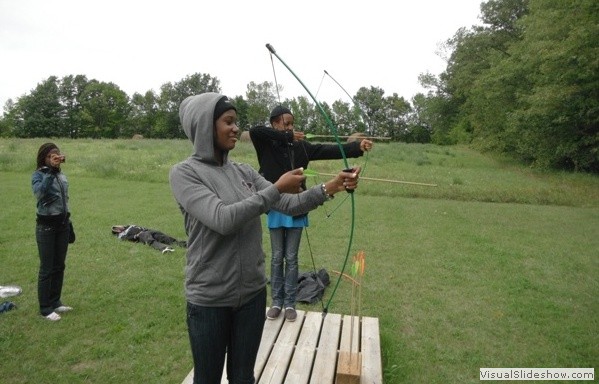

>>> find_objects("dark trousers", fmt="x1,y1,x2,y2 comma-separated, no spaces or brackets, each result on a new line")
36,222,69,316
137,230,186,252
187,288,266,384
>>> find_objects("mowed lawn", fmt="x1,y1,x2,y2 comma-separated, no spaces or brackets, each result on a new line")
0,138,597,383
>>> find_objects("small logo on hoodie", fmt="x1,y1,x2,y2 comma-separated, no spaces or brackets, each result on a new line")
242,180,254,193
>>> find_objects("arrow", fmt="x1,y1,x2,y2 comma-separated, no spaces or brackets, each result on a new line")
305,134,390,140
316,172,437,187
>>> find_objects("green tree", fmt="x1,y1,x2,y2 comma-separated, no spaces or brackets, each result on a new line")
79,81,130,138
286,96,321,135
14,76,63,138
460,0,528,148
383,93,412,141
354,86,388,138
1,99,18,137
406,93,433,143
59,74,88,138
415,73,460,144
232,96,250,131
129,90,159,138
421,0,528,145
503,0,599,170
245,81,277,127
157,73,220,138
331,100,357,136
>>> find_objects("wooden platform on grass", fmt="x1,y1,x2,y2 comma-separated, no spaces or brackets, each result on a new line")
182,309,383,384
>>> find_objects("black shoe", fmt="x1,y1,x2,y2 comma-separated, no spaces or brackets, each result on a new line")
284,307,297,322
266,306,281,320
0,301,16,314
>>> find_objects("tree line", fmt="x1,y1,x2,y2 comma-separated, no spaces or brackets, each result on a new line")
1,0,596,172
417,0,598,172
0,73,419,142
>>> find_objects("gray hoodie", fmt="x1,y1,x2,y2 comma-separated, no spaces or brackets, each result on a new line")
170,93,327,307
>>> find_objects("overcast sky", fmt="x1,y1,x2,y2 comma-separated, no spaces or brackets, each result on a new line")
0,0,483,110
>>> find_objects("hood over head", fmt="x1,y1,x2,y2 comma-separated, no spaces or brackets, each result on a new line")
179,93,236,163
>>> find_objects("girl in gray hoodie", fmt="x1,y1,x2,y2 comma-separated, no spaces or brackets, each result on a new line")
169,93,359,384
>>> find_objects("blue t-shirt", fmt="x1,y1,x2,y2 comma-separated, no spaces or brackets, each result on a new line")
267,210,308,229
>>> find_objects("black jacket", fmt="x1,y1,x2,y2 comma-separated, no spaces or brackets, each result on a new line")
249,125,364,184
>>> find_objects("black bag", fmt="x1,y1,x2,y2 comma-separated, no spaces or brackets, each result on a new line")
296,268,330,304
68,221,76,244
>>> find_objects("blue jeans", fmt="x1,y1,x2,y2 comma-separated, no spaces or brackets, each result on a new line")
35,222,69,316
269,227,302,309
187,288,266,384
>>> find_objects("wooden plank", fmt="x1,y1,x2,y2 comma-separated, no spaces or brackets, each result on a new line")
258,310,306,384
254,309,285,378
182,368,193,384
339,315,361,353
285,311,324,384
361,316,383,384
309,313,342,384
182,311,383,384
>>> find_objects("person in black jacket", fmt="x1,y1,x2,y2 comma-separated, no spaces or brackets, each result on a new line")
249,106,373,321
31,143,73,321
111,224,187,253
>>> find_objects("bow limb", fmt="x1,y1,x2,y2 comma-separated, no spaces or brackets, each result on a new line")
266,44,349,168
322,69,373,175
266,43,355,314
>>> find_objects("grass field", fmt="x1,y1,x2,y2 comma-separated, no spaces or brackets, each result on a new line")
0,138,597,383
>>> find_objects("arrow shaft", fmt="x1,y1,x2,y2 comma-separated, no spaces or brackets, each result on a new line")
307,135,390,140
318,172,437,187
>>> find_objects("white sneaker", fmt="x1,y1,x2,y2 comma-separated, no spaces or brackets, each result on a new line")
44,312,61,321
54,305,73,313
0,285,22,298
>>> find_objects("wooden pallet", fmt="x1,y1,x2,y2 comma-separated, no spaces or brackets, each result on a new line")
182,309,383,384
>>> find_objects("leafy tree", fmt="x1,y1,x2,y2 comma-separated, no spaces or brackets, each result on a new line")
59,74,88,138
232,96,250,131
419,0,528,145
157,73,220,138
129,90,159,138
331,100,356,136
286,96,321,135
354,86,388,138
1,99,18,137
383,93,412,141
503,0,599,170
244,81,277,127
406,93,433,143
480,0,528,36
14,76,63,138
459,0,528,148
79,81,130,138
415,73,460,144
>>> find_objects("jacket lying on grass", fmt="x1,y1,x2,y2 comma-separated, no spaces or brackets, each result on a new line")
111,225,187,254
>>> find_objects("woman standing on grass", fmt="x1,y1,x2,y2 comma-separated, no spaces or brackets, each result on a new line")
249,106,373,322
169,93,360,384
32,143,73,321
